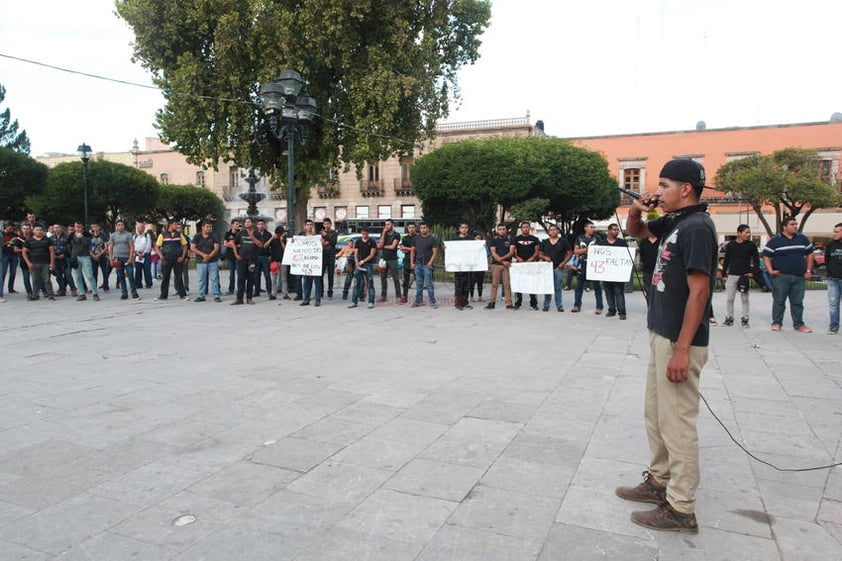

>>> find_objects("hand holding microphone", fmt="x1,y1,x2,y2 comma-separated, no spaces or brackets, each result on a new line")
616,187,660,209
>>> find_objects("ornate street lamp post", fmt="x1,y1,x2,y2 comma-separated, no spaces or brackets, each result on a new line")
77,143,92,227
259,69,317,235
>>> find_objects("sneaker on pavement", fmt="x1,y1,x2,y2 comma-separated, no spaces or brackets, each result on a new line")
771,323,782,331
485,302,495,310
723,316,734,326
615,471,666,505
630,503,698,535
828,328,838,335
93,294,100,301
571,306,581,313
795,325,812,333
740,317,749,327
367,303,374,309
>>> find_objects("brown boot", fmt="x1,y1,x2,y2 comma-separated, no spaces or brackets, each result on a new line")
56,290,66,297
615,471,666,504
630,503,698,534
71,288,78,297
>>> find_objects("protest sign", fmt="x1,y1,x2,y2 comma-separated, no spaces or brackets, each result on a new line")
510,262,554,294
586,245,636,282
444,240,488,272
286,235,323,276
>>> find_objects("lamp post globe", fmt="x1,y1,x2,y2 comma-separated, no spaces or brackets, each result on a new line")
77,143,92,228
258,69,316,236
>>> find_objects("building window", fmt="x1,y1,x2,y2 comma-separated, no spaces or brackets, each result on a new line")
401,162,411,184
622,168,641,191
378,205,391,219
356,205,369,219
335,207,347,222
819,159,833,184
367,164,380,182
313,207,327,221
401,205,416,219
159,173,169,185
229,167,239,189
195,170,205,187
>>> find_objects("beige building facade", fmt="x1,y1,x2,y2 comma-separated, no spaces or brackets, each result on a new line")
37,115,543,233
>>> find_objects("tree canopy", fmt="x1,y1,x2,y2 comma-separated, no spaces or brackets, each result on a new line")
116,0,492,227
714,148,842,236
412,136,619,235
0,147,48,219
150,183,226,223
27,160,159,227
0,84,31,155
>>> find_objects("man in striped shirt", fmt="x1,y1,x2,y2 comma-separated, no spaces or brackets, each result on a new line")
761,217,814,332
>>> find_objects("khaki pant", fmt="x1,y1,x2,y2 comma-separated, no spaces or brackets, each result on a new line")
645,332,707,515
489,263,512,305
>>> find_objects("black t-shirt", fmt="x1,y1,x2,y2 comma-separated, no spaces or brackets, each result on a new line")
269,237,285,262
223,230,238,260
540,237,571,267
723,240,759,276
648,211,718,347
514,234,540,261
3,231,18,257
574,234,601,263
380,231,401,260
489,236,513,263
25,236,53,264
321,230,338,258
638,237,659,274
826,239,842,279
355,237,378,264
400,234,416,262
596,237,629,248
235,229,259,260
254,229,272,256
192,233,220,262
413,234,439,264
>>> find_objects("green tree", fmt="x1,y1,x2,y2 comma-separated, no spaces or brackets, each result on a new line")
0,147,48,219
714,148,842,236
0,84,30,155
28,160,159,227
116,0,492,227
412,137,618,236
150,183,226,223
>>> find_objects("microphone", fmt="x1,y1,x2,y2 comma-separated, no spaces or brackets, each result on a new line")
616,187,660,207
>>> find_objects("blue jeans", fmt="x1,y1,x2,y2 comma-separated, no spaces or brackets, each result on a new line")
543,267,564,310
0,255,7,297
303,274,324,303
2,254,19,293
197,260,221,299
827,278,842,331
414,264,436,304
573,273,603,310
352,264,375,305
72,256,98,296
771,273,806,327
254,255,271,294
113,257,138,297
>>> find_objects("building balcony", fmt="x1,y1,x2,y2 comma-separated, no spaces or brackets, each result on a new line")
360,179,384,197
394,178,414,197
317,182,341,199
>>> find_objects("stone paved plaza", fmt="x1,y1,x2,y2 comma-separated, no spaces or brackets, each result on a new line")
0,281,840,560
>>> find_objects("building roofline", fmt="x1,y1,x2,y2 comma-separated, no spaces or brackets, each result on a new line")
564,120,842,141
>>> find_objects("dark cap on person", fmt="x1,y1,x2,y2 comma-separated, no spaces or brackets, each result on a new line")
274,225,285,235
659,159,708,193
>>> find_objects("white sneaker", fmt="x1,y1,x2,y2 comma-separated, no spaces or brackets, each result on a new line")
0,297,5,303
367,303,374,309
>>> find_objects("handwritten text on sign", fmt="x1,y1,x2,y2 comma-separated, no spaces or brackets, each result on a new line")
285,235,323,276
510,262,554,294
586,245,636,282
444,240,488,272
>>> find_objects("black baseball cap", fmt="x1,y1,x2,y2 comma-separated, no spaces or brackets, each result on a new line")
659,159,709,193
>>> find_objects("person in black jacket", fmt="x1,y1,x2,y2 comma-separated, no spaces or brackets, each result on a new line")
722,224,760,327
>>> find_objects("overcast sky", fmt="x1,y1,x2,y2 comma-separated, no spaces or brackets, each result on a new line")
2,0,841,156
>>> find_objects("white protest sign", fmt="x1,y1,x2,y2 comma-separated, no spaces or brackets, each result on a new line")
444,240,488,272
586,245,636,282
510,262,554,294
288,235,323,276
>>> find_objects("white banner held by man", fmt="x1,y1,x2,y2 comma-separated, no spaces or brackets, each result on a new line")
510,262,554,294
444,240,488,272
284,235,323,276
586,245,636,282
